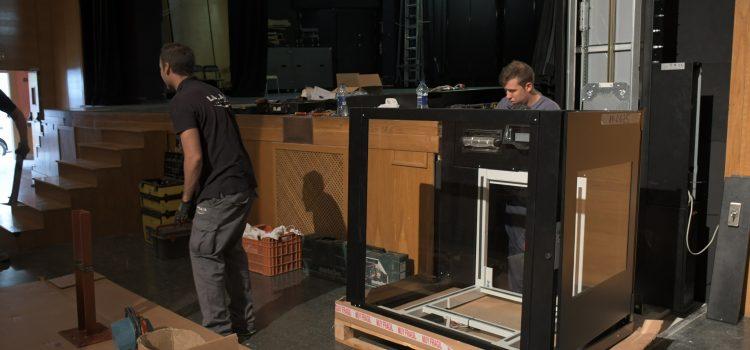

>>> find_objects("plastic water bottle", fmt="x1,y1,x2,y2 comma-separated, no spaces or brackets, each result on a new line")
416,80,429,109
336,84,349,117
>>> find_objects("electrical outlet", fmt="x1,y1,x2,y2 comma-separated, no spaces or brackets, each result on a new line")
728,202,742,227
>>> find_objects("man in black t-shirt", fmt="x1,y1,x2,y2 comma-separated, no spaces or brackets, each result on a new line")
159,43,258,342
0,89,30,263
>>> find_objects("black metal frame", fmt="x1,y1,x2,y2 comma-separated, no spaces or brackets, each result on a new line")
346,107,564,349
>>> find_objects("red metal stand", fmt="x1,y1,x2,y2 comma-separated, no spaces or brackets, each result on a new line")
59,210,112,347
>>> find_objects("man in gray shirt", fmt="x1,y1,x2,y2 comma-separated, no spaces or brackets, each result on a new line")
495,60,559,293
496,60,560,111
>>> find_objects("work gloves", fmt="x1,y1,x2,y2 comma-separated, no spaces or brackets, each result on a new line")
175,199,195,224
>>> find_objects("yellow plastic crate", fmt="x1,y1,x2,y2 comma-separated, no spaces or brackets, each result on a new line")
141,194,181,213
142,211,176,227
139,179,183,198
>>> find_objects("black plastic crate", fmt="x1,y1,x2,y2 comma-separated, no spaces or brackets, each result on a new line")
303,235,347,274
151,225,191,260
164,152,184,181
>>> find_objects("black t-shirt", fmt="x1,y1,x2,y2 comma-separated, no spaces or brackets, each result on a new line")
169,78,257,202
0,90,18,114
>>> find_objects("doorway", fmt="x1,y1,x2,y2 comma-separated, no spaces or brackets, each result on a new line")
0,72,14,156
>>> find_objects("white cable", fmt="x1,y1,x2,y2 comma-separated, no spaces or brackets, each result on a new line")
685,190,720,255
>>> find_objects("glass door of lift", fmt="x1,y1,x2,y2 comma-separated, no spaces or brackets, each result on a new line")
394,169,528,349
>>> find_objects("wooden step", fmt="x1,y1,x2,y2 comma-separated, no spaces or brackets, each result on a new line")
0,205,44,236
76,126,165,148
58,158,121,170
78,142,143,164
33,176,96,206
57,159,121,185
78,142,143,152
19,193,70,212
34,176,96,191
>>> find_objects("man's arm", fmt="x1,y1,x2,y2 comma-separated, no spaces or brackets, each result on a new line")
9,108,29,154
179,128,202,203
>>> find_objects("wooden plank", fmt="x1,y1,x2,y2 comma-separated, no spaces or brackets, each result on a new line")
724,0,750,316
335,319,410,350
334,300,482,350
726,0,750,177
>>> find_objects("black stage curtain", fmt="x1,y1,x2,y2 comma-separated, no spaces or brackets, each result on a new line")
228,0,268,96
80,0,163,105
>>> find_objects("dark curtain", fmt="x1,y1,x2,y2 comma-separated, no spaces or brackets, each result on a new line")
228,0,268,96
80,0,163,105
530,0,559,100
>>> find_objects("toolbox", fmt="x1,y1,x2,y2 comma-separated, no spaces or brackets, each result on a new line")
141,208,176,244
151,224,191,260
303,235,410,287
303,235,348,282
365,249,409,288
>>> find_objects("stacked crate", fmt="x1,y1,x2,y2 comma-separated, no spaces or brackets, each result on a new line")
242,225,303,276
139,179,183,244
303,235,410,287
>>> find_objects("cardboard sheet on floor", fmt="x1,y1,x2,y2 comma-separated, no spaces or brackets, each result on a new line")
48,271,106,289
450,295,522,331
612,319,666,349
0,279,248,349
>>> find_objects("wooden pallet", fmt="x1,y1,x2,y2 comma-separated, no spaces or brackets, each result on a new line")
334,300,482,350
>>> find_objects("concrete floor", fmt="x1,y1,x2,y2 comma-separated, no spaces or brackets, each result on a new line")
648,305,750,349
0,154,748,349
0,234,351,349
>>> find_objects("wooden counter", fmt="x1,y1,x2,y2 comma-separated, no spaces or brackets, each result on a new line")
64,111,439,274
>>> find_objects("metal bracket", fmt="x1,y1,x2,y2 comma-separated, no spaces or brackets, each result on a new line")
729,202,742,227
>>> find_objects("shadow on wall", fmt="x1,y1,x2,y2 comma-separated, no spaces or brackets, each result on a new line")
302,170,346,239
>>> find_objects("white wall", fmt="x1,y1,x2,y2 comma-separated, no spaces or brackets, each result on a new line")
0,72,15,153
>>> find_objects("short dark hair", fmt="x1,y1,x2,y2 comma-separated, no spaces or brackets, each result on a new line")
499,60,535,86
160,43,194,76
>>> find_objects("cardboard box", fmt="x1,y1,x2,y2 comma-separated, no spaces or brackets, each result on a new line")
137,328,238,350
336,73,383,94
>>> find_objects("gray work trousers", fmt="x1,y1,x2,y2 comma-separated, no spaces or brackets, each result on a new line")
190,190,255,335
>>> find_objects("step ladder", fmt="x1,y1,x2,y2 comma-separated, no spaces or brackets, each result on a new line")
398,0,424,87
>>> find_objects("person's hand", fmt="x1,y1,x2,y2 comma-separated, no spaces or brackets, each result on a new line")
175,199,194,224
15,142,30,159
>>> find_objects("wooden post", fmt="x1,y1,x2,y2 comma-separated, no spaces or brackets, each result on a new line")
59,210,111,347
706,0,750,324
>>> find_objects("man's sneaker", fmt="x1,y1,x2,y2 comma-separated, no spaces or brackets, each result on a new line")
236,329,257,346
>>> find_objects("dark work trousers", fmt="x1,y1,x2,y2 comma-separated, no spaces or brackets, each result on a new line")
190,190,255,335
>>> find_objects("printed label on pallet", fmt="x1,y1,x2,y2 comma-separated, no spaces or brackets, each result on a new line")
336,304,455,350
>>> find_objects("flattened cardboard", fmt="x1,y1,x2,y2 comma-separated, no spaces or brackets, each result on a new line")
137,328,206,350
0,279,248,349
335,73,383,94
612,319,664,350
48,272,106,289
137,328,238,350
